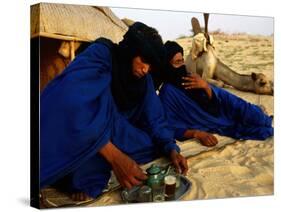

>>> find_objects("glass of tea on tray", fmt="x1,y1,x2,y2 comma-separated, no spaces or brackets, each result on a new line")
164,175,176,200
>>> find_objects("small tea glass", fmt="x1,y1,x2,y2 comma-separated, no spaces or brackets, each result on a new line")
152,183,165,202
138,185,152,202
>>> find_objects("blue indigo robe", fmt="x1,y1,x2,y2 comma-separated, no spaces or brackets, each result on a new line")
40,42,179,197
159,83,273,141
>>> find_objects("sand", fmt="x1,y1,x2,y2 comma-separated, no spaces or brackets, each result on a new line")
183,139,274,201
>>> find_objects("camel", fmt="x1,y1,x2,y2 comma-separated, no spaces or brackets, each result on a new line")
185,14,273,95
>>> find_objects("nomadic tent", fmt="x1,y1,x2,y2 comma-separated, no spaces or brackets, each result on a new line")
31,3,128,91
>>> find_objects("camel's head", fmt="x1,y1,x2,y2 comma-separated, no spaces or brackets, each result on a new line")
191,33,214,60
251,73,274,95
190,14,215,60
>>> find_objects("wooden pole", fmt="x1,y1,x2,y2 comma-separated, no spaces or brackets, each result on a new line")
70,40,75,61
204,13,209,34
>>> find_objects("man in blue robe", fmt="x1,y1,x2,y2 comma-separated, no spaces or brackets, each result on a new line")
152,41,273,147
40,23,188,201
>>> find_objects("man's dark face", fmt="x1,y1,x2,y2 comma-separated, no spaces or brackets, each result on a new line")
170,52,184,68
132,56,151,78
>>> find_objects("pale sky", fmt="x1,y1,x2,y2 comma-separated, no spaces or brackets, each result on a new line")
111,7,274,41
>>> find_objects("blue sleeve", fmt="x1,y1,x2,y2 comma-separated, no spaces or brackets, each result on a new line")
141,75,180,156
40,42,115,186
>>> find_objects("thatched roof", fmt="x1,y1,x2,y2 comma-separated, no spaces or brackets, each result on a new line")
121,18,135,27
31,3,128,42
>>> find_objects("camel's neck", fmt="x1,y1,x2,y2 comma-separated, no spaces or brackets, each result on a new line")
215,61,255,91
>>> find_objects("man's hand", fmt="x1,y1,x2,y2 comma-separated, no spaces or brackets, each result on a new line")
99,142,147,189
170,150,188,175
182,73,212,99
194,130,218,147
182,73,208,89
111,152,147,189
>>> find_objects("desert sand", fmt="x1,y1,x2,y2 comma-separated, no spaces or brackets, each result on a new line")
182,138,273,201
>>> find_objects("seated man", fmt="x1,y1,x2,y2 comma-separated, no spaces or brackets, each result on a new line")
152,41,273,147
40,23,188,201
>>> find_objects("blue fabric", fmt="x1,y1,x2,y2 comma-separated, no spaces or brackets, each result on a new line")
40,42,179,197
159,83,273,141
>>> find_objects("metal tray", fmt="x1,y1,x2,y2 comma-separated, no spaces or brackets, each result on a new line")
120,175,192,203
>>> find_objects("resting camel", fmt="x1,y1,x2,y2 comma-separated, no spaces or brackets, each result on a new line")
185,14,273,95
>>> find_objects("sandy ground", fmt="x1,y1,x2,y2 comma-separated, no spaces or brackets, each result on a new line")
183,139,273,201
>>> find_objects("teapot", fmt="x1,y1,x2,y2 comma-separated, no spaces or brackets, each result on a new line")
145,164,170,188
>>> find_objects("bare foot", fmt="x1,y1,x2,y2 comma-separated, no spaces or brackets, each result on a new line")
71,192,92,202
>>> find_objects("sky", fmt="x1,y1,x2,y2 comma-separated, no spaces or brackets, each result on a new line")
111,7,274,41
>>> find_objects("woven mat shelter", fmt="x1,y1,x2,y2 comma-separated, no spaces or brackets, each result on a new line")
31,3,128,42
31,3,128,91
